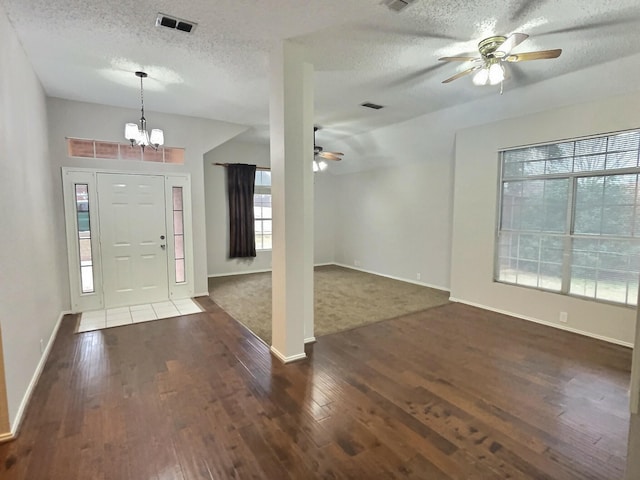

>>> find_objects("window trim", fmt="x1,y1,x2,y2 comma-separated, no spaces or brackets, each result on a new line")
495,128,640,307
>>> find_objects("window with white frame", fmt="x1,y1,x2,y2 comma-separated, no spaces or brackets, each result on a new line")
496,129,640,306
74,184,95,293
254,170,272,250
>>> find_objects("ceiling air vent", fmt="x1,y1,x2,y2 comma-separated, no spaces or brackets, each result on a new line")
361,102,385,110
381,0,417,13
156,13,197,33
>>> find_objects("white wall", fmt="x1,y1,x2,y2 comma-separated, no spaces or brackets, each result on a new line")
0,6,67,431
47,97,248,298
451,90,640,346
313,172,336,264
334,161,452,290
204,139,336,276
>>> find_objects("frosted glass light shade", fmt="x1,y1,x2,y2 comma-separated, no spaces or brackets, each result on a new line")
150,129,164,147
125,123,139,141
312,160,319,172
473,68,489,86
319,161,328,171
488,63,505,85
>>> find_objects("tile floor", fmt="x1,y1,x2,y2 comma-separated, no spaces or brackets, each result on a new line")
77,298,202,333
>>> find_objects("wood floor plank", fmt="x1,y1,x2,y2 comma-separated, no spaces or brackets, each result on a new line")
0,300,631,479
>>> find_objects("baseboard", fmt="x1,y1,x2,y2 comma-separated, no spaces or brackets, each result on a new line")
270,346,307,363
208,263,334,279
208,268,271,278
9,310,68,438
304,336,317,344
449,297,634,348
333,263,450,292
0,431,14,443
193,291,209,298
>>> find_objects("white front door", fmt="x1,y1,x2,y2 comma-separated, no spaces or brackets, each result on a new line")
97,173,169,307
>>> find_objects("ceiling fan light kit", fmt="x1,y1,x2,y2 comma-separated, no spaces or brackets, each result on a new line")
472,67,489,86
313,160,328,172
124,71,164,150
439,32,562,90
313,126,343,171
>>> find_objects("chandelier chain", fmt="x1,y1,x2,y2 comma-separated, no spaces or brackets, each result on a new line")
139,75,145,118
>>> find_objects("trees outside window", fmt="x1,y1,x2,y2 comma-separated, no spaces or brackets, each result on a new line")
496,130,640,306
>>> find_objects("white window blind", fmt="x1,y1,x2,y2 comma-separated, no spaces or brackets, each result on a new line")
496,129,640,306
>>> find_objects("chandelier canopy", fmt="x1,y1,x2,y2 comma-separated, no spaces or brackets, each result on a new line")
124,71,164,150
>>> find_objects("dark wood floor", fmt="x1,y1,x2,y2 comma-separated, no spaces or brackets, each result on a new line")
0,298,632,479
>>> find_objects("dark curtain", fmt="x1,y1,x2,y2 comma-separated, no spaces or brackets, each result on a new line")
227,163,257,258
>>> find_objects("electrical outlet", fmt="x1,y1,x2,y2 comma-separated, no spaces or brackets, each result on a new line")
416,273,421,281
559,312,568,323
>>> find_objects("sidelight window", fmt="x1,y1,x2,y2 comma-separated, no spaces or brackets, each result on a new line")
75,184,94,293
172,187,186,283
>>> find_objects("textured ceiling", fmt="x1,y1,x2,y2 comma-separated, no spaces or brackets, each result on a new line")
2,0,640,145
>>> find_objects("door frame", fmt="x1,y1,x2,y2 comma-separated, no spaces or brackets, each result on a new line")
62,167,195,313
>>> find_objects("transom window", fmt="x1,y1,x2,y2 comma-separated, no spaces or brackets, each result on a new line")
254,171,272,251
496,129,640,306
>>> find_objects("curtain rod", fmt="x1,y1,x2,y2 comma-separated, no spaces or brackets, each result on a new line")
213,162,270,171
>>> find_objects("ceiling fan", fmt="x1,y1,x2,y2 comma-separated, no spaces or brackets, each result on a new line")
438,33,562,87
313,127,343,171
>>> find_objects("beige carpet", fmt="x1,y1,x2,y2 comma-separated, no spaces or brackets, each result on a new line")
209,265,450,344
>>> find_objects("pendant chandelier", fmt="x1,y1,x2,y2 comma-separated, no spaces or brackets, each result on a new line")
124,71,164,150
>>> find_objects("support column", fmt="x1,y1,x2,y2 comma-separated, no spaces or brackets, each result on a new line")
625,303,640,479
626,414,640,479
269,40,314,362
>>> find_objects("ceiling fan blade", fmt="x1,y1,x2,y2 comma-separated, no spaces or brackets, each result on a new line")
387,63,447,88
495,33,529,56
438,56,481,62
317,152,342,161
539,14,640,37
505,49,562,62
367,25,466,42
508,0,548,22
442,65,481,84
